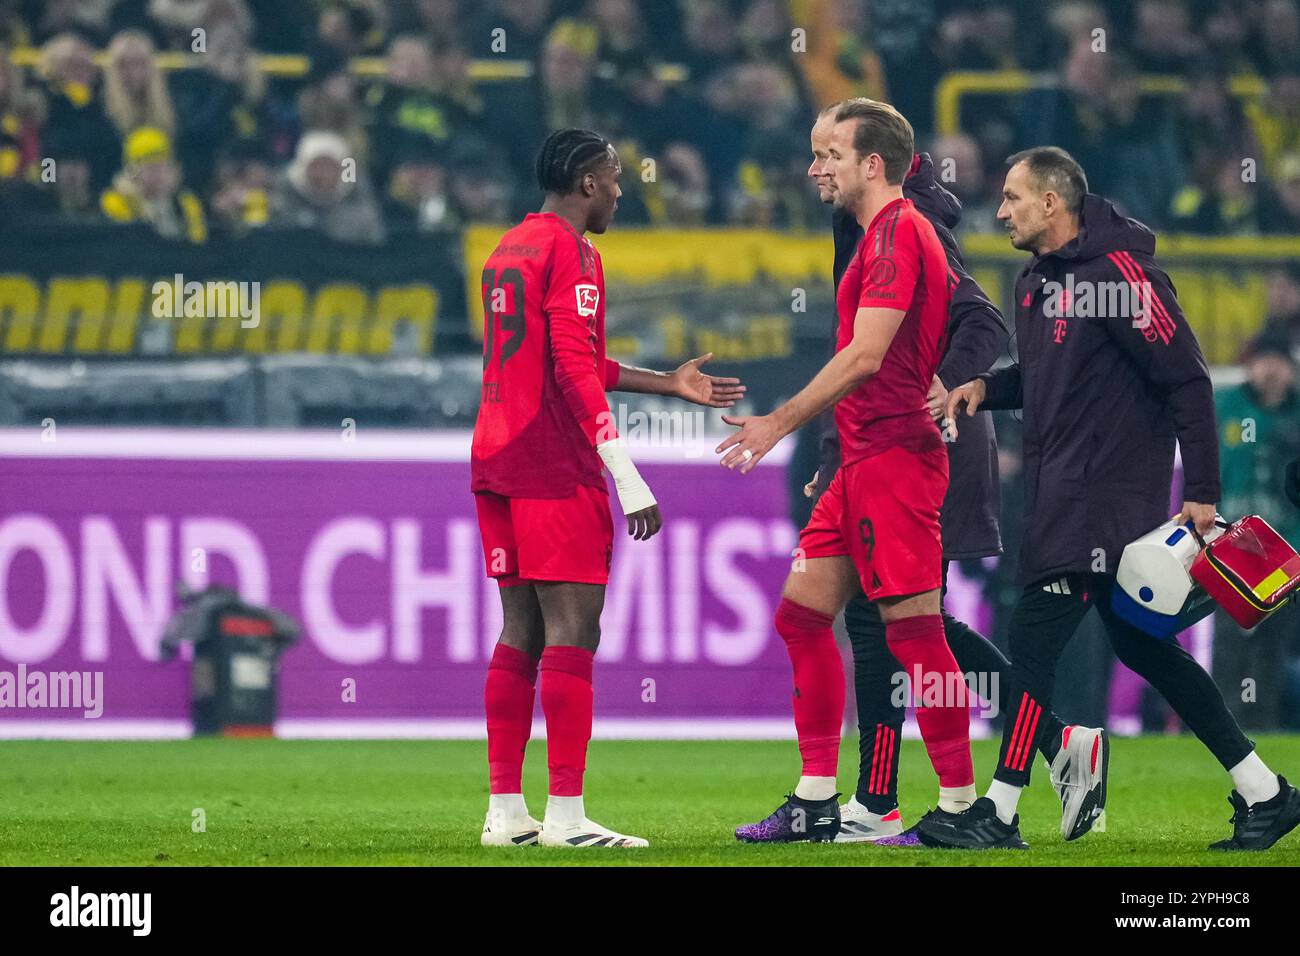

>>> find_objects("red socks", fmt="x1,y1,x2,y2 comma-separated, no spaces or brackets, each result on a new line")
885,614,974,788
539,645,595,797
486,644,597,798
485,643,538,794
774,598,844,778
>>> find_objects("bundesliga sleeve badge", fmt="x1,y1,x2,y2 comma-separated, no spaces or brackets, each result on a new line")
575,284,600,317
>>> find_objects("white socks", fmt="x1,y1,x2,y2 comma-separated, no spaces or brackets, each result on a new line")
1229,752,1280,806
544,794,586,825
938,784,978,814
488,793,528,817
986,779,1023,825
794,775,837,801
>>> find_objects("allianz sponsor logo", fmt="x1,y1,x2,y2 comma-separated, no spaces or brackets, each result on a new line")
0,664,103,718
50,886,151,936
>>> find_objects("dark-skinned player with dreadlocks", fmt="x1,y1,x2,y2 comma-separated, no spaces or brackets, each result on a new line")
474,129,746,849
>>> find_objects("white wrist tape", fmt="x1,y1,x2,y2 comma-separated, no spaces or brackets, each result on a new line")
596,438,656,515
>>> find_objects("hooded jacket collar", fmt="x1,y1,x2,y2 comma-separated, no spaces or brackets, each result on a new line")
903,152,963,231
1032,193,1156,267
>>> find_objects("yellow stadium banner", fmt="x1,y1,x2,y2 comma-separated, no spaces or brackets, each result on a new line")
0,226,464,357
468,226,1299,367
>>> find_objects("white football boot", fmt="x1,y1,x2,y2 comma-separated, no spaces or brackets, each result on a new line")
539,795,648,848
834,797,905,843
480,797,542,847
1049,725,1109,841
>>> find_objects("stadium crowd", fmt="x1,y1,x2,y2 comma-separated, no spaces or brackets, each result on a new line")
0,0,1297,244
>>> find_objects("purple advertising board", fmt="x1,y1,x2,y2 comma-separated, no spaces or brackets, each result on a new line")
0,428,1210,738
0,428,813,737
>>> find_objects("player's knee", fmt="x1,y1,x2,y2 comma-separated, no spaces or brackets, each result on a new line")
497,631,543,661
500,611,544,649
882,612,942,649
781,555,856,610
878,589,942,622
774,597,834,645
543,618,600,652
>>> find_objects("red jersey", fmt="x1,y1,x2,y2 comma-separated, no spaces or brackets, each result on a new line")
471,212,621,498
834,197,952,466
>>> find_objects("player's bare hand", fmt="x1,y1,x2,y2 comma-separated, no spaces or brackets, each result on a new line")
926,375,949,422
942,379,987,441
627,503,662,540
716,414,781,474
670,352,746,408
1175,500,1217,539
803,470,819,498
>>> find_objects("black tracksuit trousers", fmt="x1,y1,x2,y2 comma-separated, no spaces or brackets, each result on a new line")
990,572,1254,787
846,562,1067,811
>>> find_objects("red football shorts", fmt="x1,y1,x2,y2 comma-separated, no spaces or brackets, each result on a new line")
474,484,614,586
799,445,948,599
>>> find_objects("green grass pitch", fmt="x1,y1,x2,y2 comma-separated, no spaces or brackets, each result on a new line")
2,736,1299,866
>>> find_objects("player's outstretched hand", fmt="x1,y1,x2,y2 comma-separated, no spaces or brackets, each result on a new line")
716,413,780,474
627,503,662,540
941,379,987,441
670,352,746,408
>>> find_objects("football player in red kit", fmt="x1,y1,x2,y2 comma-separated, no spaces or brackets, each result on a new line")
719,100,976,842
475,128,745,849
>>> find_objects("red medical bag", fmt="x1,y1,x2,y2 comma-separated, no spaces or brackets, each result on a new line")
1190,516,1300,629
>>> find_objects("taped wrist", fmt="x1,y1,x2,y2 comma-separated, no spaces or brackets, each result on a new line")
596,439,656,515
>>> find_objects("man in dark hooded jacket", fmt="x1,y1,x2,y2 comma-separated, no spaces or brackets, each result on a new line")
806,104,1099,845
929,146,1300,852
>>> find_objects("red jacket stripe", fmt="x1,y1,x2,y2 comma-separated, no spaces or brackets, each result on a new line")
1108,251,1175,343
